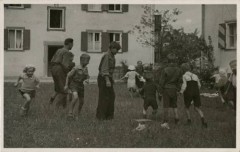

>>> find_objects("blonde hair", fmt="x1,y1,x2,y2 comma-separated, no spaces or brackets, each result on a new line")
23,64,36,73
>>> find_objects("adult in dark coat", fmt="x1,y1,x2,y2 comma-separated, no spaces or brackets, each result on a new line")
96,41,121,120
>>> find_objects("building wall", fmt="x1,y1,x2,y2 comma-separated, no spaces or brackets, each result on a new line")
203,5,236,72
4,4,154,78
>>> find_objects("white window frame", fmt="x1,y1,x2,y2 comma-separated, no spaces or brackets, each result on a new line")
109,32,122,52
108,4,122,13
47,7,65,31
87,31,102,53
7,4,24,9
7,28,24,51
87,4,102,12
226,21,237,49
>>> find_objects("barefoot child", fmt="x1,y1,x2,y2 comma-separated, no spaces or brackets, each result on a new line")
14,65,40,116
139,71,159,119
180,63,207,128
64,54,90,119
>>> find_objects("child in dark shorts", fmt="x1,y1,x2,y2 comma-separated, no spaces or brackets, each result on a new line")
14,65,40,116
140,71,159,118
180,63,207,128
64,54,90,120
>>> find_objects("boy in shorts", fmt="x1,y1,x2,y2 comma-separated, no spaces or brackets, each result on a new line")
64,54,90,120
180,63,207,128
140,71,159,119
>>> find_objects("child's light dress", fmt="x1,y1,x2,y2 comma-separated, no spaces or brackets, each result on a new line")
124,71,140,89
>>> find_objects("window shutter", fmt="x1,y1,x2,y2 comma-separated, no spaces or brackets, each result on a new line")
81,32,88,52
4,29,8,50
102,32,109,52
4,4,9,8
24,4,31,8
101,4,109,11
23,29,30,50
218,23,226,49
122,4,129,12
82,4,88,11
122,33,128,52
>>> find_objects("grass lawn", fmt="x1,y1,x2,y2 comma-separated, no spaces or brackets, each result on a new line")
4,82,236,148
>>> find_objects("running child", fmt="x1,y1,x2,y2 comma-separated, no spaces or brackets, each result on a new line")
64,54,90,120
139,71,159,119
180,63,207,128
14,65,40,116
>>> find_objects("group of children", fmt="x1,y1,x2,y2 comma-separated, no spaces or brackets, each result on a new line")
14,53,236,130
15,54,91,119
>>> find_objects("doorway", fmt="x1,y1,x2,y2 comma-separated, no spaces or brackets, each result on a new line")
44,41,64,77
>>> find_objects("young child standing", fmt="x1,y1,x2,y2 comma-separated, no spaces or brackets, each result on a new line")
159,53,182,129
14,65,40,116
64,54,90,120
140,71,159,119
180,63,207,128
120,65,141,97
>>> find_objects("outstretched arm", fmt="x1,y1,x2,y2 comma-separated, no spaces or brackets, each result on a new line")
14,75,23,87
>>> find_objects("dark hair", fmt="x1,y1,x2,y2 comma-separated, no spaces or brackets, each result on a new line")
64,38,73,45
181,63,191,72
80,53,90,61
109,41,121,50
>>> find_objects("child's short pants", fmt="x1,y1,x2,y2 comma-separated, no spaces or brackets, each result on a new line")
69,82,84,98
144,97,158,110
19,89,36,98
183,92,201,108
162,88,177,108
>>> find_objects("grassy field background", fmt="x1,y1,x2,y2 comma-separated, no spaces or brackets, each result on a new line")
4,82,236,148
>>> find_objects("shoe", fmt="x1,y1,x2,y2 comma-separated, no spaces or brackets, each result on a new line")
202,122,208,128
175,119,179,125
49,97,54,105
67,113,74,120
161,122,170,129
20,107,27,116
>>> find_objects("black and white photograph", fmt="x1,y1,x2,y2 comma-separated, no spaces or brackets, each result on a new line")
1,0,238,150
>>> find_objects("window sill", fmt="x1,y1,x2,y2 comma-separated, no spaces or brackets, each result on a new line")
47,28,66,32
5,49,24,51
87,50,102,53
107,10,123,13
224,47,236,50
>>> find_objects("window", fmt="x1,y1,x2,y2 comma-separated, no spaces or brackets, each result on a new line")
88,4,102,12
226,22,237,49
109,32,122,52
108,4,122,12
7,29,24,50
87,32,102,52
47,7,65,31
8,4,24,8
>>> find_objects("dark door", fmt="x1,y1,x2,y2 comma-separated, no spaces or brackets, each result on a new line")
48,45,63,76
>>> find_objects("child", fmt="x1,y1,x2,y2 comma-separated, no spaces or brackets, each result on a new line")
14,65,40,116
180,63,207,128
211,68,228,104
224,59,236,111
120,65,142,97
136,60,144,76
64,54,90,120
140,71,159,119
159,53,182,129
